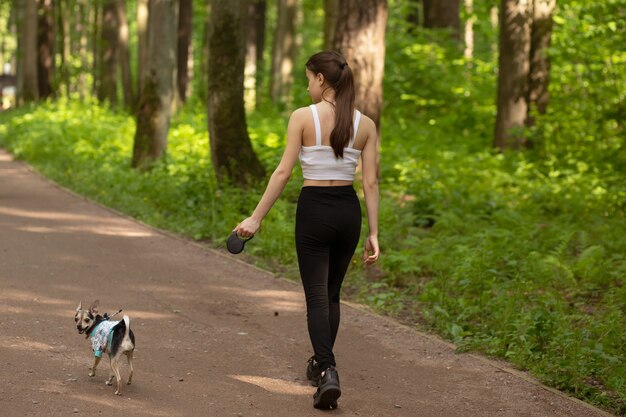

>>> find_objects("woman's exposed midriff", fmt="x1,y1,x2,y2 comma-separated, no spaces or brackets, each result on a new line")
303,179,354,187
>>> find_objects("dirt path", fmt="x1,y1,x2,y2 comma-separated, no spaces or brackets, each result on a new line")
0,149,613,417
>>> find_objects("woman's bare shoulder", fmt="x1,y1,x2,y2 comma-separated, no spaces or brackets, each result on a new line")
286,107,313,135
357,112,377,135
292,106,312,117
287,106,310,125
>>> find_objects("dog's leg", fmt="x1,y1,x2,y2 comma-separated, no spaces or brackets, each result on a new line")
89,356,101,377
126,351,134,385
105,372,114,386
111,355,123,395
106,356,115,386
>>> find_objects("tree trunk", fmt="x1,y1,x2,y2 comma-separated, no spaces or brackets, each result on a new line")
197,0,210,104
0,6,5,72
463,0,475,59
527,0,555,123
76,0,89,98
245,0,265,110
20,0,39,103
423,0,460,38
36,0,54,99
98,0,118,104
254,0,266,108
254,1,266,66
324,0,338,49
333,0,387,129
62,0,71,94
270,0,298,104
132,0,178,169
490,5,499,56
92,0,100,95
15,0,24,106
54,0,64,95
494,0,531,150
208,0,265,186
116,0,133,108
137,0,149,99
4,3,18,76
177,0,192,103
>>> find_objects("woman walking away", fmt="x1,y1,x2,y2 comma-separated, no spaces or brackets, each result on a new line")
235,50,380,410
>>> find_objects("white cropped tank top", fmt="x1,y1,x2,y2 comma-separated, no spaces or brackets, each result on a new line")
299,104,362,181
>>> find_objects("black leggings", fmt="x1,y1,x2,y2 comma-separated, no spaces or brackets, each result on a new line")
295,186,361,371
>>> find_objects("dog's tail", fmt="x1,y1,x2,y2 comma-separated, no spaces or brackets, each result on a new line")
123,315,130,337
121,315,134,351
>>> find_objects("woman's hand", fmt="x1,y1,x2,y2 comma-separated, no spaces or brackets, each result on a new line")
234,217,261,238
363,235,379,265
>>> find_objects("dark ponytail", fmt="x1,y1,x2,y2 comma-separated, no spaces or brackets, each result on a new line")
305,51,355,158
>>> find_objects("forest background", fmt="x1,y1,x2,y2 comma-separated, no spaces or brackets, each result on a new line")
0,0,624,414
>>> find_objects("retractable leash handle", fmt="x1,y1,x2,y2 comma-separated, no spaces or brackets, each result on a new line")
226,231,253,254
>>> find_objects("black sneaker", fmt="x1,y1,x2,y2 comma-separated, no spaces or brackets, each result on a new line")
313,367,341,409
306,356,321,387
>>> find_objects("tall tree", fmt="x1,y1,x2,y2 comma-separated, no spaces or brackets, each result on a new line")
2,3,18,76
37,0,54,99
270,0,298,103
423,0,461,38
490,5,499,55
15,0,24,105
92,0,101,95
464,0,475,59
177,0,192,103
208,0,265,186
527,0,556,123
494,0,531,150
197,0,211,104
494,0,555,150
76,0,89,98
254,1,266,65
97,0,118,104
60,0,72,96
333,0,388,129
254,0,266,108
245,0,265,109
137,0,149,98
324,0,338,49
116,0,133,108
0,6,5,72
132,0,178,168
20,0,38,103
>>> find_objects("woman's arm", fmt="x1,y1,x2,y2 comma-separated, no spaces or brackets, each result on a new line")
360,117,380,265
234,108,306,237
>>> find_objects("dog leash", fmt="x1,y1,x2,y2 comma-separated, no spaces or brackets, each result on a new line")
103,309,123,321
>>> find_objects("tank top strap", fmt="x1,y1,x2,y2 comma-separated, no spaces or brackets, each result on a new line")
349,110,362,148
309,104,322,146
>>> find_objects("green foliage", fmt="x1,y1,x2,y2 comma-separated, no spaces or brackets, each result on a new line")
531,0,626,171
1,0,625,414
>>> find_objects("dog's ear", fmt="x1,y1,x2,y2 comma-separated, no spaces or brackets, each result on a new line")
89,299,99,314
76,302,82,312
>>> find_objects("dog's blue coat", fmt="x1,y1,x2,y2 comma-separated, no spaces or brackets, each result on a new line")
90,320,119,357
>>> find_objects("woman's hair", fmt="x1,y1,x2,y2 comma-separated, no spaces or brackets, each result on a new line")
305,50,355,158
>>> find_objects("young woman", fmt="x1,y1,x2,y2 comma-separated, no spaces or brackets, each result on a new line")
235,50,379,409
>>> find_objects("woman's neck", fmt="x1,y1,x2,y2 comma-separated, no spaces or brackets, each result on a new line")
319,98,336,108
321,89,336,104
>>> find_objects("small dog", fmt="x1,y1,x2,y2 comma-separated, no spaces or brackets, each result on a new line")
74,300,135,395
